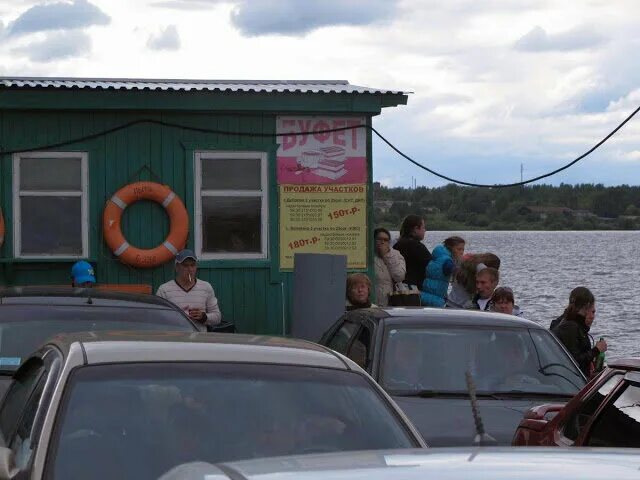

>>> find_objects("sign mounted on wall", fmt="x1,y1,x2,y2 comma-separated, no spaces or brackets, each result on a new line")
279,184,367,270
277,116,369,271
276,116,367,185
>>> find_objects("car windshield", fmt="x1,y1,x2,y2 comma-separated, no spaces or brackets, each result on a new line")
0,306,194,371
49,363,417,480
381,326,585,396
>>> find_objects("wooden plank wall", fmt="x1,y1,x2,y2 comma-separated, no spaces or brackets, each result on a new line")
0,110,291,335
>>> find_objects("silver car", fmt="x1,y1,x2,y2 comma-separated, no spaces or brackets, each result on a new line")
160,447,640,480
0,331,425,480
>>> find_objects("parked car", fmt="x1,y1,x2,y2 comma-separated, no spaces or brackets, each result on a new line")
0,331,424,480
320,307,587,446
159,447,640,480
0,287,198,397
513,358,640,447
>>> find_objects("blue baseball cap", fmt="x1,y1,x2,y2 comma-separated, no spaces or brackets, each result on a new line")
71,260,96,284
175,249,197,264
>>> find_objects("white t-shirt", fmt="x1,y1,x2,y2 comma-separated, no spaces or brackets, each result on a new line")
156,279,222,331
477,297,490,311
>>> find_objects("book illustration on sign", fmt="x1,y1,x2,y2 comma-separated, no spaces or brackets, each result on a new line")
295,146,347,179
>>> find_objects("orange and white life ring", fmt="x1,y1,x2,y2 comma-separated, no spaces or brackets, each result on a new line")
0,207,4,248
103,181,188,268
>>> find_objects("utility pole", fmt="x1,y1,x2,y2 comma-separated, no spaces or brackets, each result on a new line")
520,163,524,183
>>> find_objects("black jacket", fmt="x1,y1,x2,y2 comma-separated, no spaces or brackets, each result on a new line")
393,237,432,290
551,314,598,376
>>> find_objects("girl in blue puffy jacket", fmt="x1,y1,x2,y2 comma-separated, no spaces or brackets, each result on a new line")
421,236,465,307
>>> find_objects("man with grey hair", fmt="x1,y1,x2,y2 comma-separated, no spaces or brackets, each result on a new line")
156,249,222,331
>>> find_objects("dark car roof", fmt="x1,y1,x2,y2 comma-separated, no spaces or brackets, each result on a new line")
344,307,544,329
0,286,180,310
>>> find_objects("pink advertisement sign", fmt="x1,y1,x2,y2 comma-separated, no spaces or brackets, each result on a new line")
277,116,367,184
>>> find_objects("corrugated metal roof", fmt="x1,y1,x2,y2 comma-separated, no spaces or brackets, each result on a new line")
0,77,408,95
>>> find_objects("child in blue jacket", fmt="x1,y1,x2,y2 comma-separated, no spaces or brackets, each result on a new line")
421,236,465,307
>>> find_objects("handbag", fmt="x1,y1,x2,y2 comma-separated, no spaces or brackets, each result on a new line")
388,283,421,307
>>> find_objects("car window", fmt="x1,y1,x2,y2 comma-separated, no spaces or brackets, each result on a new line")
10,373,46,469
381,327,585,395
0,306,194,372
327,321,359,353
47,362,417,480
347,326,372,370
562,374,623,441
586,382,640,448
0,358,45,445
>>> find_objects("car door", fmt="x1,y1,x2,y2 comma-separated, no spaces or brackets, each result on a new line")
325,319,374,372
581,372,640,448
556,372,623,446
0,348,62,477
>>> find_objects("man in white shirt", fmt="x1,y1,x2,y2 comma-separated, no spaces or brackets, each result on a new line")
472,267,499,311
156,249,222,331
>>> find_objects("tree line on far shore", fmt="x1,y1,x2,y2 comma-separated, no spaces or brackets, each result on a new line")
373,183,640,231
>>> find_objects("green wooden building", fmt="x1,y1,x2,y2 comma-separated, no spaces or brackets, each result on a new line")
0,77,408,334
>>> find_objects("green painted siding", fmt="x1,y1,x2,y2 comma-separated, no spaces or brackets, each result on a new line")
0,108,378,335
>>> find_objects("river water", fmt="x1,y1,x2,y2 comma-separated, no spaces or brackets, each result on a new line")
391,231,640,360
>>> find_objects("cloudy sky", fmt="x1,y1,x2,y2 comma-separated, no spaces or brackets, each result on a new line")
0,0,639,187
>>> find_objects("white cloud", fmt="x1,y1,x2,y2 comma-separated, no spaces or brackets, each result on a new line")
514,25,605,52
147,25,180,50
13,30,91,62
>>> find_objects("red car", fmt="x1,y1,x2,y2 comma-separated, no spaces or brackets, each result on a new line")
512,358,640,447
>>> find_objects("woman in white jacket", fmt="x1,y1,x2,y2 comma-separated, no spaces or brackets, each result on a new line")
374,228,406,306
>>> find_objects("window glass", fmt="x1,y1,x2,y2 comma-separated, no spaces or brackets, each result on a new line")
49,363,417,479
201,158,261,190
20,197,82,255
563,374,622,441
586,383,640,447
202,197,261,253
348,326,372,369
11,374,47,468
20,157,81,191
0,359,45,443
381,327,585,395
327,321,360,353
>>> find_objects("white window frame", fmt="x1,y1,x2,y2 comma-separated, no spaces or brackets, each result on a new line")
12,152,89,259
194,151,268,260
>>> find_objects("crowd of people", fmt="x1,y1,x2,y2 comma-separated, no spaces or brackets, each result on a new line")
348,214,609,378
68,215,608,380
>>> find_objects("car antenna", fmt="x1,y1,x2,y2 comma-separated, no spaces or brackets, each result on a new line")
465,370,497,446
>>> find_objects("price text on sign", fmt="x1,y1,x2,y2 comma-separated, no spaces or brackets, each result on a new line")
279,184,367,270
328,207,360,220
288,237,320,250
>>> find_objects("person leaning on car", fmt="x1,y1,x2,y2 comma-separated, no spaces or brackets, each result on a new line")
156,249,222,331
551,286,607,377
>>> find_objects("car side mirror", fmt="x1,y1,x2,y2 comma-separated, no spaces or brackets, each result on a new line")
0,446,18,480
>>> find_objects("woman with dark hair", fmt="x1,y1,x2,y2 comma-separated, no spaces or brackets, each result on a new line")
445,253,500,309
551,287,607,377
393,215,431,290
373,227,406,306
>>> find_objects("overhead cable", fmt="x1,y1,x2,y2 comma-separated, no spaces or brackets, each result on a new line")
1,104,638,188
